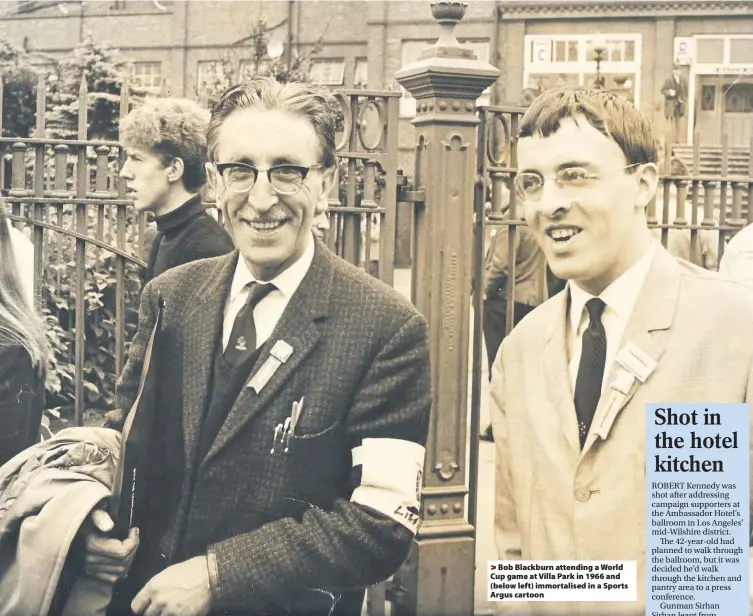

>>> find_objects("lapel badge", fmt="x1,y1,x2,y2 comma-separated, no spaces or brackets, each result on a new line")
595,390,624,440
610,368,635,396
249,357,279,393
616,342,656,383
270,340,293,363
248,340,293,393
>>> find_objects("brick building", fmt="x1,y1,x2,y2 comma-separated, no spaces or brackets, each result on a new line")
3,0,752,168
498,0,753,149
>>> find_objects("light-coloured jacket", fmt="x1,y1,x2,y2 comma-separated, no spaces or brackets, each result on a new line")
0,427,121,616
491,247,753,615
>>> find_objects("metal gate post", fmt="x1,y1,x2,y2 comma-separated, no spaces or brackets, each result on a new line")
394,3,499,615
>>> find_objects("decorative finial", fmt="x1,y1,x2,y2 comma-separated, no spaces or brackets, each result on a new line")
421,2,473,61
430,2,467,49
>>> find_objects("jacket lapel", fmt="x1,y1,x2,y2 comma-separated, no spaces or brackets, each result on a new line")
200,242,334,469
181,251,238,473
587,247,679,447
542,286,581,456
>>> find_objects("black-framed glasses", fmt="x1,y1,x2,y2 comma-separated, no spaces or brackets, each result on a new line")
214,162,323,196
514,163,642,201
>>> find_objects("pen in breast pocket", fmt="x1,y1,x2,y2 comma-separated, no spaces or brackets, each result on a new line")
290,396,305,435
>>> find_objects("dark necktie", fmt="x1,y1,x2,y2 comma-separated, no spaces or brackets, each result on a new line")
224,282,276,366
573,297,607,449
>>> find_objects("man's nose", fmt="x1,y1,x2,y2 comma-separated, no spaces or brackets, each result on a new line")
534,180,572,218
246,173,278,213
119,160,132,180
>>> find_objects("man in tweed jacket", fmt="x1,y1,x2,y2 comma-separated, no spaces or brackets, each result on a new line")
84,77,431,616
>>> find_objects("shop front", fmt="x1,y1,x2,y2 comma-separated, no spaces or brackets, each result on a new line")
685,35,753,146
522,33,642,105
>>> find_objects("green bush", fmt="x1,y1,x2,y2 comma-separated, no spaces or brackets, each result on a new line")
34,206,145,417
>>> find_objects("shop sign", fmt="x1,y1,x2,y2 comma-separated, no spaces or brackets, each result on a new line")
674,37,694,66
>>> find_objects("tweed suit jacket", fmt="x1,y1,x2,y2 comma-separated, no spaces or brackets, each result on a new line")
490,246,753,616
112,240,431,614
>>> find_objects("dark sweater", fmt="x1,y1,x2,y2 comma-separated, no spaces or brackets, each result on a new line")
0,343,44,466
145,195,234,282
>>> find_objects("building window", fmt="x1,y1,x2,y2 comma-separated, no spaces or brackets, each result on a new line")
730,38,753,64
354,58,368,88
725,84,753,114
132,62,162,92
524,34,642,106
551,40,579,63
197,60,228,92
399,39,491,116
238,59,270,82
585,38,635,63
399,40,430,117
309,59,345,86
696,38,724,64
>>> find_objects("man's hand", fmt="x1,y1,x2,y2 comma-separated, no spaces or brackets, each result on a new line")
82,508,139,584
131,556,213,616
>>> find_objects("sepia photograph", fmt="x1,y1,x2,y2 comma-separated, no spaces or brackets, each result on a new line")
0,0,751,615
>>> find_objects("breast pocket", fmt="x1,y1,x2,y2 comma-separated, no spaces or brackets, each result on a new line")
270,419,345,516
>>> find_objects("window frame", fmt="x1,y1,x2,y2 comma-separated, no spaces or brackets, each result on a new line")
523,33,643,107
132,61,163,93
309,58,346,86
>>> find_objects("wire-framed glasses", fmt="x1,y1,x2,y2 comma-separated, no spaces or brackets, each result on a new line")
214,162,323,196
514,163,642,201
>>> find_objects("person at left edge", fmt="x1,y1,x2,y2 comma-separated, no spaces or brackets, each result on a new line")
0,201,47,465
119,97,234,283
85,77,431,616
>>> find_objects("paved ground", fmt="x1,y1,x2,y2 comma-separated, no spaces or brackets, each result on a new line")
391,268,497,615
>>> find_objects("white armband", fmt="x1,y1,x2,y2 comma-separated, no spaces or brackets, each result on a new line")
350,438,426,533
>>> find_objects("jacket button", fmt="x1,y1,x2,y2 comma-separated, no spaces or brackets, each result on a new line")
574,487,591,502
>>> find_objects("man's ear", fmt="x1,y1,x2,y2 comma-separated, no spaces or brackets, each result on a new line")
166,157,185,184
635,162,659,210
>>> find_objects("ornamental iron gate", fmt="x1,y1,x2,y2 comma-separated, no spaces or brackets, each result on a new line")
3,75,401,428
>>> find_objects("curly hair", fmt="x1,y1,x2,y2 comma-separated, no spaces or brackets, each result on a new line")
119,98,211,192
519,87,657,167
206,77,339,169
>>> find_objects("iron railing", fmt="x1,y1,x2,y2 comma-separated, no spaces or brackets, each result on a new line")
4,73,402,426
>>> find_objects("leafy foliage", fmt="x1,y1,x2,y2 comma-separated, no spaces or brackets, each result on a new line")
0,40,44,139
0,22,376,424
45,35,144,140
40,207,144,415
196,19,322,108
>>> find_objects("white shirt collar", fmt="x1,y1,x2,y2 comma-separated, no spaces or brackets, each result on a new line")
229,232,316,303
569,242,657,336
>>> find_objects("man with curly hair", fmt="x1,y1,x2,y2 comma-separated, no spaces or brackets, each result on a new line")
119,98,234,282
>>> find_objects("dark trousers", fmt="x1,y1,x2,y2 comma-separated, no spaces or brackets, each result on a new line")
483,298,536,381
